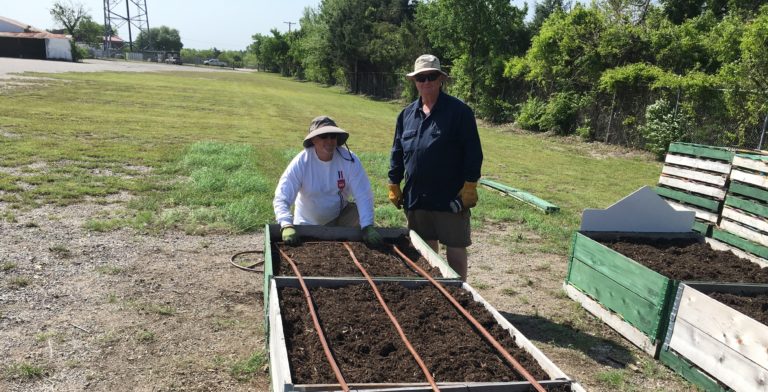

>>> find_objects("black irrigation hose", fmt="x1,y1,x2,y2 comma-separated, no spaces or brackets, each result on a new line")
229,250,264,273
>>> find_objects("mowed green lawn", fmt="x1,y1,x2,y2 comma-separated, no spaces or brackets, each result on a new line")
0,70,661,250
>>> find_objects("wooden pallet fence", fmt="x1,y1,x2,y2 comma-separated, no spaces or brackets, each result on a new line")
712,153,768,267
656,142,735,235
660,282,768,392
564,231,694,357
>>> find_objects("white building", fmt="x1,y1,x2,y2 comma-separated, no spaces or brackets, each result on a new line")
0,16,73,61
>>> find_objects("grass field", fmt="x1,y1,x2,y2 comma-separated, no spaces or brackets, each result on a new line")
0,70,661,250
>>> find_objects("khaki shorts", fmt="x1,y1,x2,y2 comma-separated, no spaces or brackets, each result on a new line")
325,202,360,228
406,209,471,248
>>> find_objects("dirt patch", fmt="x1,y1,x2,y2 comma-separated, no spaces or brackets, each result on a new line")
279,283,549,384
708,292,768,325
600,237,768,282
1,203,700,392
275,240,440,277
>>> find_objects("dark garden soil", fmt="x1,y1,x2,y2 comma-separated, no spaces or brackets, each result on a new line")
599,237,768,283
275,238,441,277
708,292,768,325
279,282,562,386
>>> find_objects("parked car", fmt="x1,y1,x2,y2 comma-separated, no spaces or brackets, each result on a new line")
203,59,228,67
164,56,182,65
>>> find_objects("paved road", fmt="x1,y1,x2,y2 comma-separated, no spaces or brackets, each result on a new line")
0,57,240,80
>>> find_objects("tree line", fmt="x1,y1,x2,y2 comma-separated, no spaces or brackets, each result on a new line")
247,0,768,156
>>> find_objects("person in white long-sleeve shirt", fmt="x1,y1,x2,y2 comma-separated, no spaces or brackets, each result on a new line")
273,115,383,246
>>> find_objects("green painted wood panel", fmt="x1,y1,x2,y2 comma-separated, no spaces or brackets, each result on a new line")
728,181,768,204
711,228,768,259
655,186,720,211
659,349,731,392
725,194,768,219
567,259,664,337
692,220,712,236
573,233,671,301
668,143,734,162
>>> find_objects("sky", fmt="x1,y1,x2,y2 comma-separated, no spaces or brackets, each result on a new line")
4,0,533,51
4,0,323,51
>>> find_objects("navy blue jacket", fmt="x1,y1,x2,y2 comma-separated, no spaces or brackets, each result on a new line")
389,91,483,211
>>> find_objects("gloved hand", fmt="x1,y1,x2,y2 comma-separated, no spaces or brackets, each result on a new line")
388,183,403,209
459,181,478,209
361,225,384,247
281,225,300,246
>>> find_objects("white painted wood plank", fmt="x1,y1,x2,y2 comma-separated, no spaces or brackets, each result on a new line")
269,283,294,392
666,199,718,223
658,176,726,199
675,285,768,367
731,169,768,190
668,318,768,392
720,219,768,248
665,154,732,174
409,230,460,279
581,186,695,233
722,206,768,233
706,238,768,268
662,165,727,186
464,283,572,381
733,155,768,174
564,284,658,356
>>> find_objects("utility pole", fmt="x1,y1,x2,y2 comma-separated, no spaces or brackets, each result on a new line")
284,21,296,33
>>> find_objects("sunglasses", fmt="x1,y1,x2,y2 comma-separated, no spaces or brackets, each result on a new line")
414,72,441,83
318,133,339,140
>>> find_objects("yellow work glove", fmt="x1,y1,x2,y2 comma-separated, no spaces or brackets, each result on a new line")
388,183,403,209
281,225,300,246
459,181,478,209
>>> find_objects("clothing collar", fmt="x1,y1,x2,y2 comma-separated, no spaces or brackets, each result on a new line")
417,90,445,115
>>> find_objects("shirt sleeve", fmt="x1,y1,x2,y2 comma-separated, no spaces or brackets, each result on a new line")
461,105,483,182
347,152,375,228
273,153,304,227
388,110,406,185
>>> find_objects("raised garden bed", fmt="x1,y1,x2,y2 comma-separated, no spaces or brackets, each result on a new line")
661,283,768,392
269,278,575,391
564,231,768,357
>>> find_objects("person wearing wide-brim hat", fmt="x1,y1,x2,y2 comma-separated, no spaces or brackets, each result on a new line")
388,54,483,281
273,115,383,247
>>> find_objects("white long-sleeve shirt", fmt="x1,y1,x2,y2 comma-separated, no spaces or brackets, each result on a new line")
273,147,375,228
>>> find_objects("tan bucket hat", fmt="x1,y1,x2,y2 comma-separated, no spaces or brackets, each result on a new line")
303,115,349,148
406,54,449,79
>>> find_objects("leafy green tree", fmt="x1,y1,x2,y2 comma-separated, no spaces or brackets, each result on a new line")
416,0,529,120
135,26,183,51
248,30,290,73
292,7,337,84
530,0,565,35
50,0,87,36
73,16,103,46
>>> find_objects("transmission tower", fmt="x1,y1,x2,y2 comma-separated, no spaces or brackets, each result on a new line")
103,0,151,51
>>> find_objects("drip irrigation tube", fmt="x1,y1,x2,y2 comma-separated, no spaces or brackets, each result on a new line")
392,245,548,392
341,242,440,392
229,250,264,273
277,247,350,392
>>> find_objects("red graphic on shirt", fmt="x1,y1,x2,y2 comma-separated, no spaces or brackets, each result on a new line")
337,171,346,190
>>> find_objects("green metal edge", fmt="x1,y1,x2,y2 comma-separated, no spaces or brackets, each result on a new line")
729,181,768,204
655,186,720,211
479,178,560,213
572,233,670,300
692,220,712,236
735,152,768,162
711,228,768,259
725,194,768,218
659,349,731,392
668,142,735,162
568,258,663,337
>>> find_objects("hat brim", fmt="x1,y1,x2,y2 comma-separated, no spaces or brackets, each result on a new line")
406,68,449,79
303,125,349,148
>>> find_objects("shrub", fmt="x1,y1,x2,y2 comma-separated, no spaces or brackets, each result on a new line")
516,96,547,132
640,98,690,159
540,92,581,135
